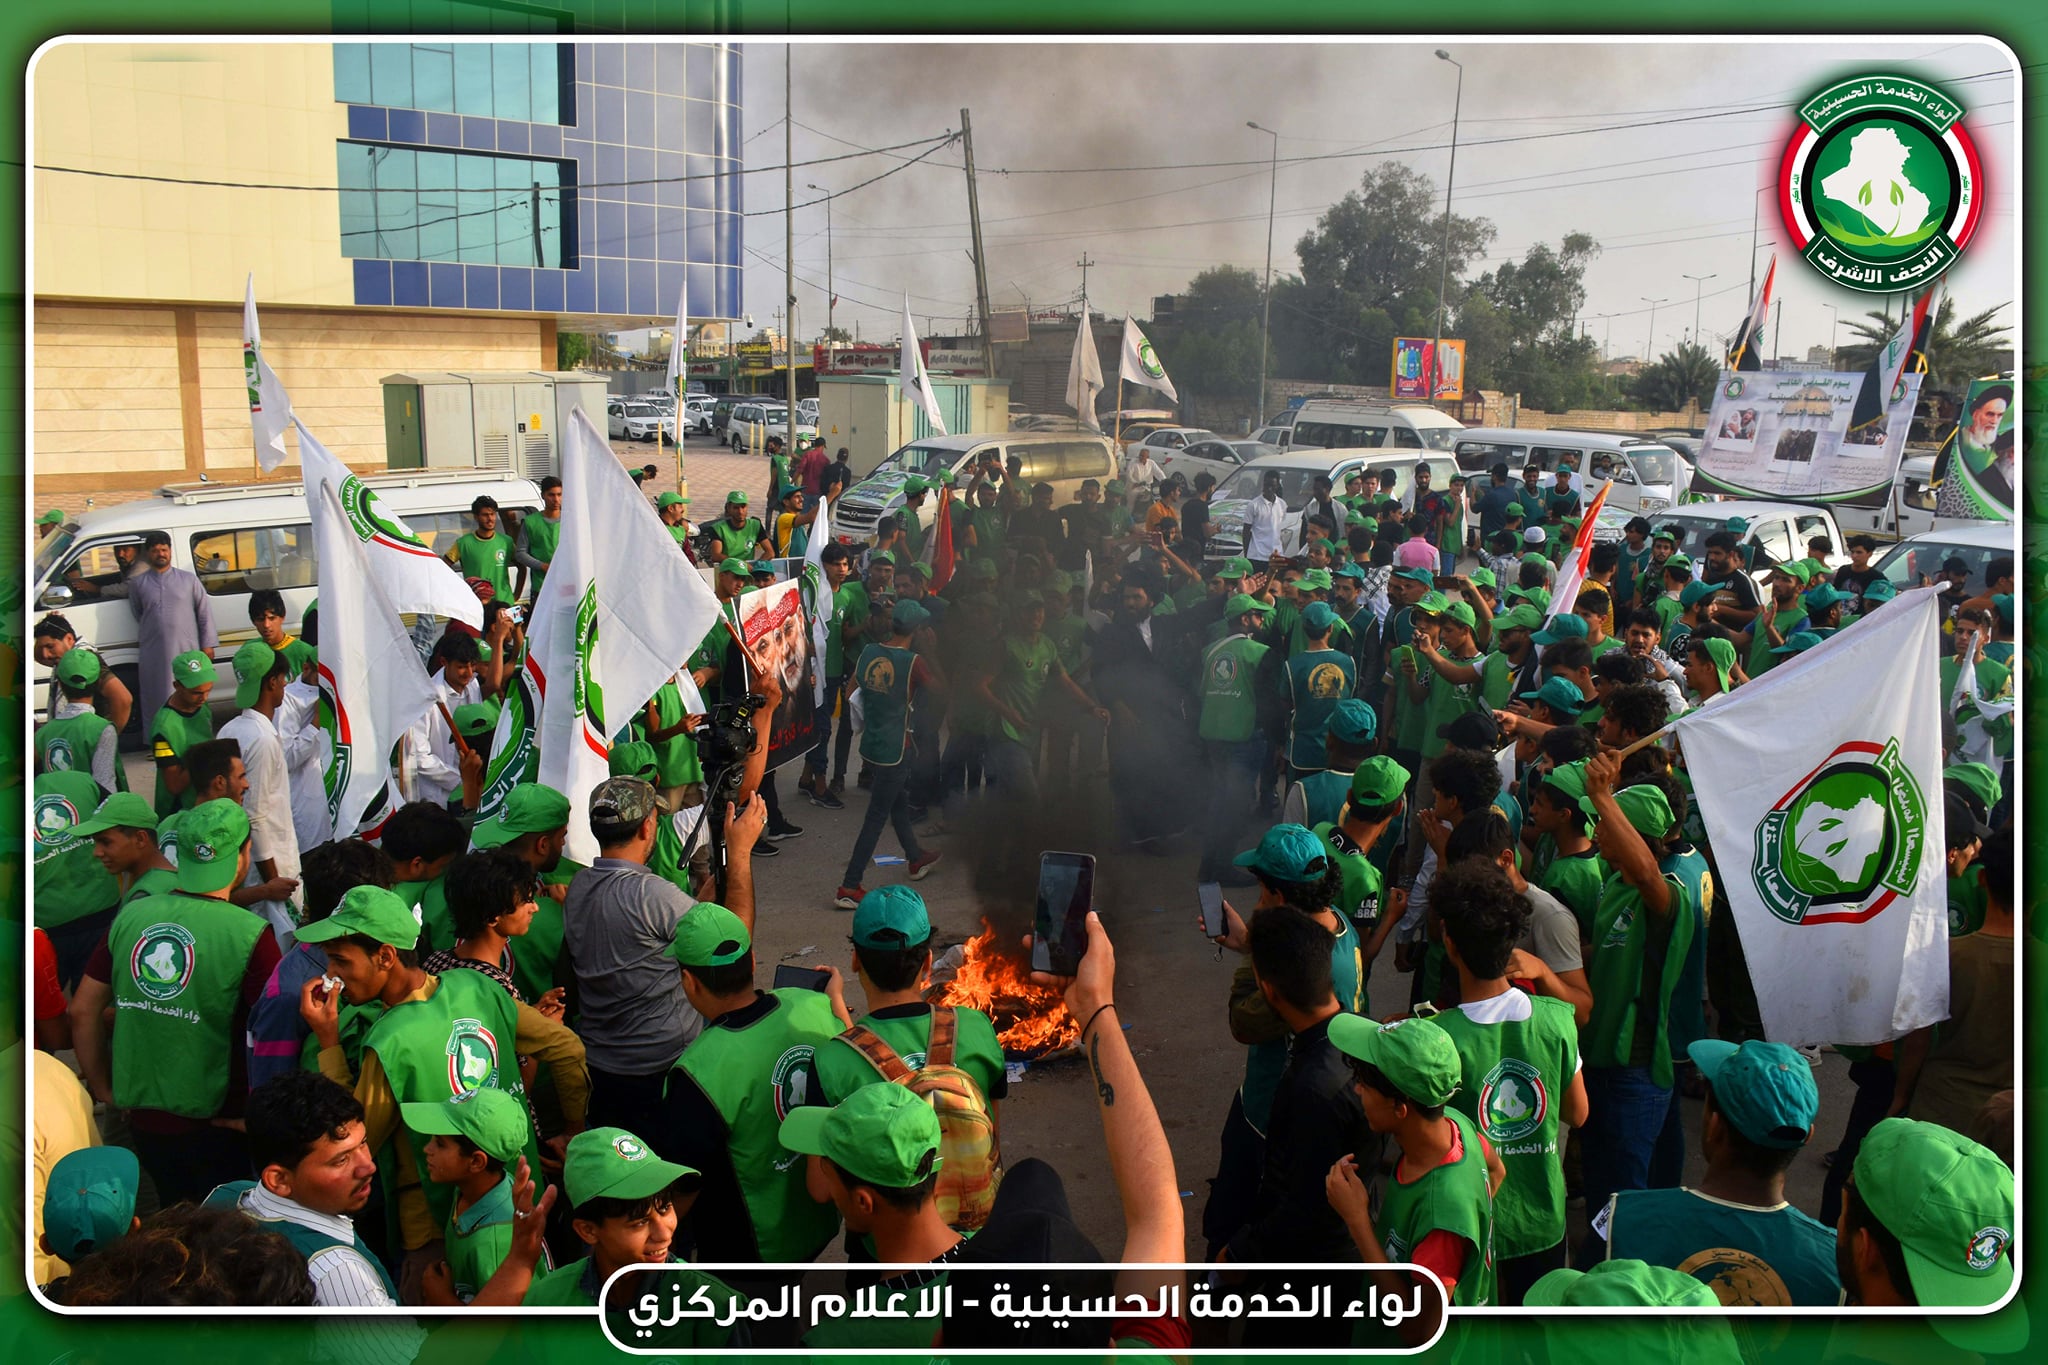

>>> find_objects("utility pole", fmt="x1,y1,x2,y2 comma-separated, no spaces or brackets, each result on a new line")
530,182,543,267
1771,298,1783,369
783,47,796,431
961,110,997,382
806,180,834,368
1642,297,1667,362
1076,253,1095,315
1248,121,1279,426
1682,272,1716,346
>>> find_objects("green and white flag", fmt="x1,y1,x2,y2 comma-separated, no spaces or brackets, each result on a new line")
244,274,294,471
1671,586,1949,1046
475,669,540,823
1119,316,1178,404
528,407,724,864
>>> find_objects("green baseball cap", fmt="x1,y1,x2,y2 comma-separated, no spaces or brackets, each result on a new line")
470,782,572,850
1301,600,1337,633
171,650,217,689
1943,762,2003,814
715,557,751,577
779,1082,944,1189
1327,698,1378,746
1334,562,1368,584
1861,577,1897,603
400,1086,532,1165
231,640,277,708
1724,516,1750,534
1220,556,1253,579
892,599,931,632
1580,782,1675,838
1853,1117,2021,1348
669,903,751,968
1689,635,1737,694
1679,580,1717,608
1518,676,1586,717
1348,756,1409,807
1664,553,1694,572
452,700,500,739
1770,631,1823,656
1391,566,1434,587
1299,568,1333,591
1651,526,1679,544
1493,603,1544,633
1225,592,1274,619
1329,1014,1462,1108
1531,613,1587,647
1414,590,1453,615
1802,583,1855,612
852,885,933,950
1438,599,1477,630
1232,823,1330,882
42,1146,140,1262
725,489,748,505
1467,567,1497,589
1688,1039,1817,1149
70,791,161,837
871,549,898,568
296,885,423,950
902,476,931,496
1990,591,2014,627
564,1128,699,1207
1048,571,1075,594
173,799,251,894
968,556,998,579
1541,760,1590,806
655,491,687,510
1503,502,1525,521
37,508,66,527
1525,1260,1720,1308
475,640,494,664
55,647,103,690
609,740,660,781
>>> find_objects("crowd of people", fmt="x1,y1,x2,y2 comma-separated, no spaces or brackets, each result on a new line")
25,439,2019,1347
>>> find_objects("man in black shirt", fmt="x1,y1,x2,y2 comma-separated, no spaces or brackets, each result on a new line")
1006,481,1067,558
1056,479,1113,572
1180,471,1217,564
1832,535,1885,595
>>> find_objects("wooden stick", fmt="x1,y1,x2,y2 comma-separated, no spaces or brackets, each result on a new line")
1609,720,1679,760
437,701,474,758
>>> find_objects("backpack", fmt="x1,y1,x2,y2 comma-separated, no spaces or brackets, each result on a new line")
840,1005,1001,1230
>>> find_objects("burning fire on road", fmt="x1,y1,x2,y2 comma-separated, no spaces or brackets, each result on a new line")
929,922,1077,1057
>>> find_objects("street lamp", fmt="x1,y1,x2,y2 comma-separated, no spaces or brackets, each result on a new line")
1642,297,1667,362
1682,272,1717,346
1247,121,1279,427
806,182,834,366
1823,303,1841,369
1431,49,1464,409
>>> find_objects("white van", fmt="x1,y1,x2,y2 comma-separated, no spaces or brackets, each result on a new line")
1204,447,1462,561
833,432,1118,543
1287,399,1464,452
1451,427,1689,518
33,468,541,736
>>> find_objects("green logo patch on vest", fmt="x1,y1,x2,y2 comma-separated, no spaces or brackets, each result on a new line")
44,737,76,770
444,1017,502,1093
861,654,897,693
1751,737,1926,926
131,923,198,1001
1477,1057,1548,1144
33,792,83,850
769,1044,819,1123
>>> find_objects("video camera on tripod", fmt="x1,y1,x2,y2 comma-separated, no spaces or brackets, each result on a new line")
688,691,766,898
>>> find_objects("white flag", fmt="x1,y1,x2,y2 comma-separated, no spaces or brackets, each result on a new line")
1119,316,1178,404
664,282,687,447
244,274,294,471
1670,587,1949,1046
530,407,725,864
900,294,947,435
306,479,442,835
295,420,484,629
1066,315,1104,432
800,494,834,706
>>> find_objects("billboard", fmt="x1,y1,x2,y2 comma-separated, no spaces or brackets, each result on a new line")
1689,369,1922,507
1391,337,1465,401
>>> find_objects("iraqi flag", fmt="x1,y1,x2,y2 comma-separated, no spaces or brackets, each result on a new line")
306,478,443,835
1670,587,1949,1045
529,407,725,864
296,420,485,629
1725,257,1775,372
244,275,294,471
1542,479,1613,621
1847,287,1934,436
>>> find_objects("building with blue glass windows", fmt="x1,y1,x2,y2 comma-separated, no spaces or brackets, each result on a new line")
33,38,740,493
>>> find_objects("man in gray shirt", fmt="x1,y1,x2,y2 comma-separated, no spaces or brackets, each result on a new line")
564,774,766,1136
129,530,218,721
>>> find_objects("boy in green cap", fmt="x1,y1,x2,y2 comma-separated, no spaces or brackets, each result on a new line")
1313,756,1406,934
404,1086,538,1302
1528,760,1605,936
1282,697,1378,829
1326,1013,1500,1313
1682,635,1738,706
655,904,851,1263
73,792,177,906
1414,598,1486,763
1282,601,1358,780
1589,1039,1838,1306
1196,594,1275,884
1664,577,1713,656
38,646,124,796
707,491,767,560
150,649,218,817
837,601,941,907
446,495,513,602
1479,603,1545,712
71,798,283,1205
298,883,580,1296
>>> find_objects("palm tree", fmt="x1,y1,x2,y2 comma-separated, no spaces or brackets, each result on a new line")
1631,340,1721,413
1836,296,2011,399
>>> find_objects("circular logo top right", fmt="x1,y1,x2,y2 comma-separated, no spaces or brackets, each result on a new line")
1780,75,1982,293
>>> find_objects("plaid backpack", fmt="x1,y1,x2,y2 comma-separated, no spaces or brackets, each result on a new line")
840,1005,1001,1230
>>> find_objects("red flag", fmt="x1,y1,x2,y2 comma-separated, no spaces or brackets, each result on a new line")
927,488,956,594
1545,479,1613,621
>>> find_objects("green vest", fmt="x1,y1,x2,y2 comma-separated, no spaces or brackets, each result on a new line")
1286,649,1357,768
1198,634,1269,743
675,989,844,1263
1418,655,1485,760
1583,871,1697,1088
854,642,917,766
33,770,122,927
1315,823,1386,934
1431,995,1578,1258
642,681,704,787
151,702,214,816
454,532,513,600
524,513,562,596
1601,1187,1843,1307
123,866,180,906
709,518,765,558
363,970,543,1236
508,898,567,1002
1539,848,1607,939
39,709,123,791
205,1181,398,1300
109,893,268,1117
1294,770,1352,830
1376,1107,1496,1306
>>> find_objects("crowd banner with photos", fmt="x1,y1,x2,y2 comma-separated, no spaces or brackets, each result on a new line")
1689,368,1922,505
734,575,822,771
1671,587,1950,1047
529,408,725,864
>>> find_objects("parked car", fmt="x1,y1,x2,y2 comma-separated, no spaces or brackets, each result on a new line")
1250,423,1295,448
727,402,818,453
712,396,739,436
1204,448,1461,561
1451,428,1690,519
1287,399,1465,452
682,397,716,434
1635,501,1849,589
622,401,675,443
833,432,1118,544
607,399,630,439
1155,437,1279,489
1873,522,2013,592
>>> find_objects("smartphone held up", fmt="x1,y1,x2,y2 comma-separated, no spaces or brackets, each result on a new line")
1031,850,1096,976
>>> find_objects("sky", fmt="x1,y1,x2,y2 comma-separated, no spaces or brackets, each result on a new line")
704,38,2015,371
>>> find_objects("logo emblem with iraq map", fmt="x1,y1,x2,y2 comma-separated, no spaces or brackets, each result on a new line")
1779,73,1981,293
1751,738,1926,926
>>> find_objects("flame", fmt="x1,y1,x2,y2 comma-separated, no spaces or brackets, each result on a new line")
930,924,1077,1055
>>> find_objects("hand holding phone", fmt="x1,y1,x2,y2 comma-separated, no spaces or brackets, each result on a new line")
1031,851,1097,976
1198,881,1225,940
772,964,832,994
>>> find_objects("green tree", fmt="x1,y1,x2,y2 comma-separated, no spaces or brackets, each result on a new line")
557,330,591,369
1458,233,1605,410
1835,296,2011,400
1631,340,1721,412
1155,265,1267,398
820,325,853,343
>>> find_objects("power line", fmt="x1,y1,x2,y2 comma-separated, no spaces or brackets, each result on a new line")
745,133,960,217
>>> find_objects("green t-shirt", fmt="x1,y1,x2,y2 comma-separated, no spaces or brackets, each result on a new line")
396,875,455,955
1938,656,2014,758
150,702,215,817
277,636,318,679
523,512,562,592
1418,653,1485,760
1478,651,1523,713
1286,648,1358,769
812,1003,1007,1108
1948,871,1987,938
1316,823,1386,931
640,681,703,787
1386,644,1427,754
992,633,1063,744
708,517,766,559
1198,634,1270,743
445,1171,518,1302
1375,1107,1496,1306
453,532,513,601
1046,612,1089,676
1539,848,1607,939
1747,607,1808,678
828,581,869,677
